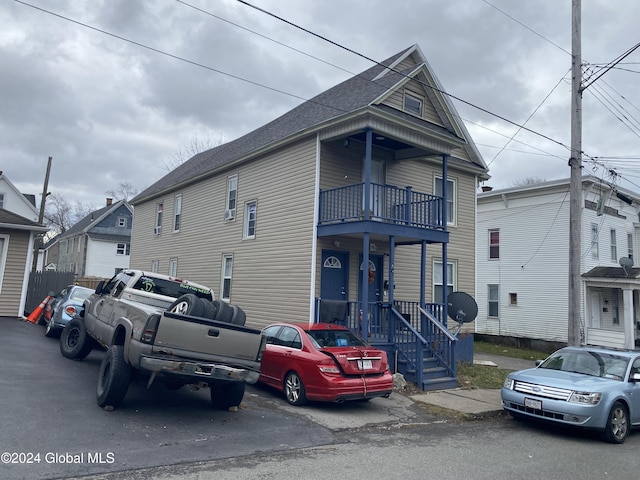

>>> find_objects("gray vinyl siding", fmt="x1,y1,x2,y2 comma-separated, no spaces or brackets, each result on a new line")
388,163,476,303
131,137,318,329
381,79,443,126
0,230,29,316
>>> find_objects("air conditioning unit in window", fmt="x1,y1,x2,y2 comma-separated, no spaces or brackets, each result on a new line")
224,209,236,220
153,226,161,235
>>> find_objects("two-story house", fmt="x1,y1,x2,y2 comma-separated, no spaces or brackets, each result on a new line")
477,176,640,351
130,44,489,389
0,171,48,317
57,198,133,279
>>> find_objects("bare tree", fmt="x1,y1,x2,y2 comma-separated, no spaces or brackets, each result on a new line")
44,193,94,234
161,133,223,171
105,182,139,202
512,176,547,187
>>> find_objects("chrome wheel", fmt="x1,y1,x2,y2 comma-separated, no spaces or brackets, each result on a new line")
603,402,629,444
284,372,307,406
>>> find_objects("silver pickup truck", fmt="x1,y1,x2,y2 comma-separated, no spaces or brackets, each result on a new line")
59,270,265,410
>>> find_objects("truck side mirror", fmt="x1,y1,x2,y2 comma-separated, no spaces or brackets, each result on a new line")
95,280,106,295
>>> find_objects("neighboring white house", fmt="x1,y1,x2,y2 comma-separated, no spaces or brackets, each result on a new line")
56,199,133,279
0,171,39,222
476,176,640,350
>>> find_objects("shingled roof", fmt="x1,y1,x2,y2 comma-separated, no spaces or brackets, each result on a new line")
0,208,47,232
57,199,131,240
132,44,484,205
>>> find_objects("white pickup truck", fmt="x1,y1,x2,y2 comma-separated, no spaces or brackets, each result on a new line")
59,270,265,410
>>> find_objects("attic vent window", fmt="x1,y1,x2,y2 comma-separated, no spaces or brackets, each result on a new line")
404,92,423,116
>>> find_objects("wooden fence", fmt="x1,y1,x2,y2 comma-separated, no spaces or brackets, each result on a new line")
25,272,106,314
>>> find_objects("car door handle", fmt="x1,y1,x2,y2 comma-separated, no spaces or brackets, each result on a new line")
208,328,220,337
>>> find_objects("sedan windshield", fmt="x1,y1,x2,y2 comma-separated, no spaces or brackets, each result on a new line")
539,350,629,380
305,329,367,348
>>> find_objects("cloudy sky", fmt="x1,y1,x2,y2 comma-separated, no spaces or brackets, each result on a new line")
3,0,640,211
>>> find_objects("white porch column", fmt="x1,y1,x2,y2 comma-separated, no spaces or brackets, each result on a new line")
623,288,635,349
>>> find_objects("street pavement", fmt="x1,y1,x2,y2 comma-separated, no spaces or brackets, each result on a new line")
409,352,539,416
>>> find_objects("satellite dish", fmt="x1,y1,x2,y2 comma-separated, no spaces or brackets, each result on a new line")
619,257,633,276
447,291,478,335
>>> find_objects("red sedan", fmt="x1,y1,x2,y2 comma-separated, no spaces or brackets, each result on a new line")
259,322,393,406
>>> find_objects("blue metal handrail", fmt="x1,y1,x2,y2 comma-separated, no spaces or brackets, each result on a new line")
319,183,445,229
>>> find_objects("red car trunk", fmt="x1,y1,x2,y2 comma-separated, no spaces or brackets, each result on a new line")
321,347,388,375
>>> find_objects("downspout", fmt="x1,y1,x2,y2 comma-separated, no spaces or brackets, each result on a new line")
309,133,321,326
361,128,373,336
442,153,449,327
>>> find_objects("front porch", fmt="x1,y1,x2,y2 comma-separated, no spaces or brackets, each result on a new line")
583,266,640,350
315,299,461,390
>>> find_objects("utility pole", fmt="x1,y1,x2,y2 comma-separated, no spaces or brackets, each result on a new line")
31,156,52,272
568,0,582,347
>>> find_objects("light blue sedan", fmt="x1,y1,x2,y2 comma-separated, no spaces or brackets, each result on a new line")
501,346,640,443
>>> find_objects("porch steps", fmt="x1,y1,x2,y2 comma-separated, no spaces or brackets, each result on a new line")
397,354,458,391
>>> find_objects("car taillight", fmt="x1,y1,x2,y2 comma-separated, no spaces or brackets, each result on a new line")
318,360,340,374
141,314,161,344
257,334,267,362
64,306,77,316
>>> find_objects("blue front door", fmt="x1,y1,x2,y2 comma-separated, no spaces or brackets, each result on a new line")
320,250,348,300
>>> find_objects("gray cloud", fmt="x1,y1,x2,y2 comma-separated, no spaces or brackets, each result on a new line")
3,0,639,207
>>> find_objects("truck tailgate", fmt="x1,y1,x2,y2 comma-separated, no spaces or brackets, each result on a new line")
152,311,264,364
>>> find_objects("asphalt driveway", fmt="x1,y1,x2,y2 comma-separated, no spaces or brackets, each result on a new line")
0,317,420,480
0,317,336,480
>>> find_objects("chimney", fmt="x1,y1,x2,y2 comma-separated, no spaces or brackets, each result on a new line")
106,198,113,206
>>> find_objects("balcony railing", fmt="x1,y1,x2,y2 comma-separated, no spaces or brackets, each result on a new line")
319,183,445,230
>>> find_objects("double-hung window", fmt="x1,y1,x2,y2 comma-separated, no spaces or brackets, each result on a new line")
591,223,599,259
610,229,617,262
244,201,257,239
628,233,634,262
433,260,455,304
169,258,178,277
435,177,455,225
173,194,182,232
155,203,163,234
221,254,233,301
489,229,500,259
116,243,130,255
488,285,499,317
226,175,238,220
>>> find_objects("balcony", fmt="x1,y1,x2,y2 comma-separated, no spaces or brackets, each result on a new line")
318,183,448,243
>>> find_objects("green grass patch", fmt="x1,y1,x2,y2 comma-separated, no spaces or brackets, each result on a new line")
455,341,550,389
457,362,511,389
474,340,549,362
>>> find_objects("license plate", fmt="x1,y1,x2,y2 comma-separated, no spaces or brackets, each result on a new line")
357,359,373,370
524,397,542,410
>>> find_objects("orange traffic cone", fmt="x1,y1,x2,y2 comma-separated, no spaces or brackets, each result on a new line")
27,296,50,324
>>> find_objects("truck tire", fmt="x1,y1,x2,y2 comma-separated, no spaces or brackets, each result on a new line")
97,345,131,408
199,298,219,320
210,381,245,410
59,317,94,360
168,294,204,317
230,305,247,326
214,300,234,323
